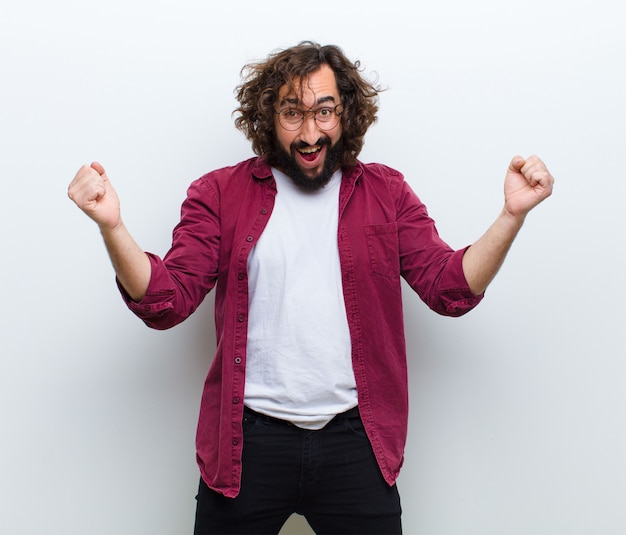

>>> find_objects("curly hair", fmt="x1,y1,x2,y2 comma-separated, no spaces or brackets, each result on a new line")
234,41,381,168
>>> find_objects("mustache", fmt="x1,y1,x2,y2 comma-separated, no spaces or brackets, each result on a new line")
291,137,332,151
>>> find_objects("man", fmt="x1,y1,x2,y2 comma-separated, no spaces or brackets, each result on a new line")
68,42,554,534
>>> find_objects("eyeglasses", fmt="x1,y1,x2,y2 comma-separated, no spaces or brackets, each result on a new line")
274,104,343,131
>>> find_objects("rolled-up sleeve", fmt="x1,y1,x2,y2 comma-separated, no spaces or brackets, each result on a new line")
117,175,221,330
118,253,177,329
396,179,484,316
434,246,484,315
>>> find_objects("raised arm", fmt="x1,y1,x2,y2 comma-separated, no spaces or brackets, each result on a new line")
68,162,151,301
462,155,554,295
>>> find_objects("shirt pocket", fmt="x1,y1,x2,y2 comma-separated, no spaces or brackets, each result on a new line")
364,223,400,279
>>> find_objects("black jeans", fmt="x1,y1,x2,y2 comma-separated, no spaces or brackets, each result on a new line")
194,407,402,534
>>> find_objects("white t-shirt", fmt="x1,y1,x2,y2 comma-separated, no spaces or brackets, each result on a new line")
244,168,357,429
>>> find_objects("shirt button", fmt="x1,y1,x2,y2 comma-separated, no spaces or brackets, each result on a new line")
233,397,240,404
246,236,253,242
238,315,245,322
234,357,242,364
238,273,245,280
232,438,239,446
261,208,267,214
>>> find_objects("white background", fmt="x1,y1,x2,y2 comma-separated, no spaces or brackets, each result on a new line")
1,1,624,533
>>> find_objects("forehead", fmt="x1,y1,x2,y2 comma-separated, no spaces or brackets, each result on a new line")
277,64,340,107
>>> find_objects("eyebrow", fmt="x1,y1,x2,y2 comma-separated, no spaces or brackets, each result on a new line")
278,95,337,108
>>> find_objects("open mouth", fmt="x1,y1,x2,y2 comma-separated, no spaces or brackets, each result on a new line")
297,144,322,162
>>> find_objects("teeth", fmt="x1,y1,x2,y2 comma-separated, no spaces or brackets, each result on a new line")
298,145,320,154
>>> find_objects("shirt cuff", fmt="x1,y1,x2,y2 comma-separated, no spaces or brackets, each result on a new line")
439,247,484,316
117,253,176,318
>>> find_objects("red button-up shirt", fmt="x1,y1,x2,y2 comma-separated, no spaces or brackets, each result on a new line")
121,157,483,497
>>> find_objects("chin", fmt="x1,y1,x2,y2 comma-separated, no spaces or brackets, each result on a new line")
269,138,344,192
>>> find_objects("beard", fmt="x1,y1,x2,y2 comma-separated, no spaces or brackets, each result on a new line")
270,136,344,192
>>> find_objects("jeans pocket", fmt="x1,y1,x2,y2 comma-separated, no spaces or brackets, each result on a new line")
242,408,263,436
343,416,369,439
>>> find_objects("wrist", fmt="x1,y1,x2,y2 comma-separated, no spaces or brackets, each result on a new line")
99,218,125,237
500,206,526,231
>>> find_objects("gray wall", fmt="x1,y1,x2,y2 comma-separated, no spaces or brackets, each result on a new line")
1,0,624,533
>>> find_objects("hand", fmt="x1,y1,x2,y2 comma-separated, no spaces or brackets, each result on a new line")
503,155,554,219
68,162,121,229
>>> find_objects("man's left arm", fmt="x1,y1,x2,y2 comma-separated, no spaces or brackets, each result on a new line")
462,155,554,296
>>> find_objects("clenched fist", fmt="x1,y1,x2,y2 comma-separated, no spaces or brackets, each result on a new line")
504,155,554,219
68,162,121,230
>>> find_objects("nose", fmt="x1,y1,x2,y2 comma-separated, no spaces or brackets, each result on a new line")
299,112,322,145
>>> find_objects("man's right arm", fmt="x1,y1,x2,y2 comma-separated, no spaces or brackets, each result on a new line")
68,162,151,302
